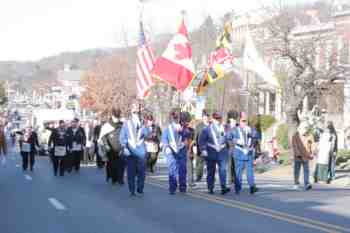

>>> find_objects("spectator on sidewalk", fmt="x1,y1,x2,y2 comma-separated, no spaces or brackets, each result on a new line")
292,124,314,191
314,121,337,184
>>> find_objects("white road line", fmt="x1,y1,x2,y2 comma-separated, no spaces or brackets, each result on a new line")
24,174,32,181
257,184,296,190
80,163,96,168
15,164,20,167
48,198,66,211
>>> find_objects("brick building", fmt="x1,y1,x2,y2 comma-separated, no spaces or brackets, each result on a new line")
230,3,350,147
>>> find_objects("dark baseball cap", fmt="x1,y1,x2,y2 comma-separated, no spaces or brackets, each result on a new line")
212,111,223,120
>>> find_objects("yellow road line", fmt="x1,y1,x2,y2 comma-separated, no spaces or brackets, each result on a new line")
147,179,349,233
193,191,350,233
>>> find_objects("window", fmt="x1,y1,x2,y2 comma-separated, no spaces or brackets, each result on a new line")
269,92,276,114
315,43,320,69
340,37,350,64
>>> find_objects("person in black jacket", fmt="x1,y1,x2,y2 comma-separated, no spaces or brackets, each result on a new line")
144,113,162,173
66,118,86,173
48,120,69,176
194,110,210,182
102,109,125,185
100,108,124,184
93,120,104,169
225,110,239,185
18,126,40,171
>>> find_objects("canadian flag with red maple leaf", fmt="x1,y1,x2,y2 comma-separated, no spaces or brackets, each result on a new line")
152,19,195,92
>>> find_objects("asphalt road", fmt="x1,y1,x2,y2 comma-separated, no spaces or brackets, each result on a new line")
1,148,350,233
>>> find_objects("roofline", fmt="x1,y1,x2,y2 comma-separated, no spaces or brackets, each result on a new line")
333,10,350,18
291,23,335,36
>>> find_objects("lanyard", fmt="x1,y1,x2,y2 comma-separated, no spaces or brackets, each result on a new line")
210,124,219,146
169,124,179,145
127,120,142,148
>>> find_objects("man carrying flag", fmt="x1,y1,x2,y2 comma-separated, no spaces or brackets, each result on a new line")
152,17,195,92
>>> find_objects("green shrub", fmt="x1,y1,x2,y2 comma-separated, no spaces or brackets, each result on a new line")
276,124,289,150
337,149,350,157
336,149,350,165
278,151,291,166
249,115,276,132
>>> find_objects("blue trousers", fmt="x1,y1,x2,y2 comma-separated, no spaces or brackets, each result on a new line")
294,160,310,186
235,159,255,191
206,159,227,191
127,156,146,194
166,154,187,193
328,156,336,180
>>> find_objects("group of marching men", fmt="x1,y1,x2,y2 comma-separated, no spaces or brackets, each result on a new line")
16,101,260,196
16,118,88,176
162,107,260,196
96,102,260,196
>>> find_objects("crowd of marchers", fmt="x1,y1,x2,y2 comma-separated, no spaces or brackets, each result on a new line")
0,101,339,197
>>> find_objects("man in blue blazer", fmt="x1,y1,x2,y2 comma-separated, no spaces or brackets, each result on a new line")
120,103,151,196
162,110,193,195
198,111,230,195
230,112,259,195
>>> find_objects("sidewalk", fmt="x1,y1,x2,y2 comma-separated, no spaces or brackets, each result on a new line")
153,154,350,190
258,164,350,188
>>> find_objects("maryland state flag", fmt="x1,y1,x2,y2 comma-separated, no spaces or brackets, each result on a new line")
206,46,234,84
207,63,228,83
216,22,233,49
195,72,209,95
195,21,234,94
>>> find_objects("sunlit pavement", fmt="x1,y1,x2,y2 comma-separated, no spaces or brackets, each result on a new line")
1,149,349,233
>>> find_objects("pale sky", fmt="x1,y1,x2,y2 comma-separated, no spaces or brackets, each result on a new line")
0,0,292,61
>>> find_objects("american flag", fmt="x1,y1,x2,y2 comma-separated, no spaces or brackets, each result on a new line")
136,21,155,99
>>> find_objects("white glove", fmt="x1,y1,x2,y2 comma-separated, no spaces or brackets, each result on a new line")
192,146,198,155
201,150,208,157
174,123,181,131
165,147,172,155
123,147,131,156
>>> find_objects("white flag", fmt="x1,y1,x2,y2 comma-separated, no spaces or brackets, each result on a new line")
243,30,279,87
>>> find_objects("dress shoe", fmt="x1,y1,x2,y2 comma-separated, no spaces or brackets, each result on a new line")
221,187,230,195
250,186,259,194
305,184,312,191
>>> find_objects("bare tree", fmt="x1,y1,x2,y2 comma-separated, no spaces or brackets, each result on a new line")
263,2,348,143
80,55,136,115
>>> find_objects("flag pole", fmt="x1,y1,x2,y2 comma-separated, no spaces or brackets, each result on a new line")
177,10,187,110
221,79,227,113
138,0,145,117
139,0,145,21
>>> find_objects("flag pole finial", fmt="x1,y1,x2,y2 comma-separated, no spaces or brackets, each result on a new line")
181,10,187,22
139,0,145,21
